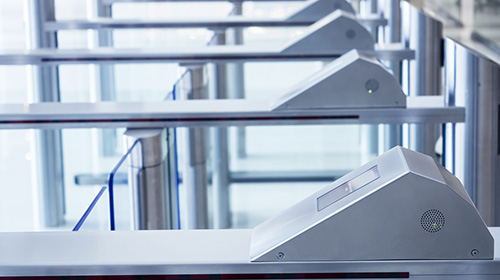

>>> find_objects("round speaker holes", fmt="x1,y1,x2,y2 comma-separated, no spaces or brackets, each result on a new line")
421,209,445,233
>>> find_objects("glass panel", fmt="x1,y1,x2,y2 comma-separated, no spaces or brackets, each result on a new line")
0,2,37,232
0,130,38,231
72,186,108,231
0,0,395,232
62,128,130,231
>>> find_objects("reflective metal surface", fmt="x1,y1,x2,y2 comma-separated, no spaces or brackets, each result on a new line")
286,0,355,20
0,11,414,66
43,16,388,31
124,129,170,230
251,146,493,261
401,2,443,158
25,0,65,228
444,37,500,226
208,30,231,229
0,152,497,275
90,0,119,157
178,65,209,229
225,2,247,159
0,45,414,65
377,0,402,150
0,97,463,129
103,0,305,2
271,50,406,110
0,145,497,275
45,0,388,31
0,225,495,278
281,10,375,54
0,228,498,276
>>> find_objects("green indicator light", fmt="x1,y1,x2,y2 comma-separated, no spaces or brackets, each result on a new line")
432,223,443,230
368,90,373,94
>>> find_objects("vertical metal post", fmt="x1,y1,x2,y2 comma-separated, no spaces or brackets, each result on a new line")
227,1,247,159
444,38,500,226
401,2,442,157
208,30,231,229
360,0,378,34
89,0,118,156
124,129,175,230
359,0,379,161
378,0,401,80
376,0,403,153
360,0,377,14
178,65,209,229
206,2,246,229
24,0,65,227
460,0,475,27
360,125,378,163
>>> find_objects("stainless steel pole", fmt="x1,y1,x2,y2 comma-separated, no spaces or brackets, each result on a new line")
376,0,402,154
360,0,378,34
24,0,65,227
443,38,500,226
124,129,172,230
378,0,402,81
227,1,247,159
360,0,377,14
208,30,231,229
359,0,380,161
401,2,442,158
178,65,209,229
90,0,118,157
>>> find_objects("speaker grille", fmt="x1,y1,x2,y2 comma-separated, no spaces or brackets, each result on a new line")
421,209,445,233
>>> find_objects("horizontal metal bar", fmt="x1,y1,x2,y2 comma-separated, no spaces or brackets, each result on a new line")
44,15,387,31
74,170,348,185
231,170,347,183
75,173,127,185
44,18,312,30
103,0,306,4
0,45,414,65
0,229,498,276
0,97,464,129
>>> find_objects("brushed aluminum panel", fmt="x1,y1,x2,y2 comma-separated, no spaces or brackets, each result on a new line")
250,147,494,262
270,50,406,110
0,228,498,277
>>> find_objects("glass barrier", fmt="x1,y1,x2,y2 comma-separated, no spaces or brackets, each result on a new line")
0,124,375,232
1,0,494,232
72,186,107,231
